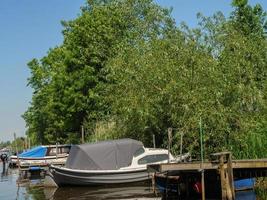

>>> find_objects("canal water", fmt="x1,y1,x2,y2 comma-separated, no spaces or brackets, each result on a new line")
0,162,262,200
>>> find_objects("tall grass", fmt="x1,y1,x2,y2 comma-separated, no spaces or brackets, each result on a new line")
255,178,267,199
229,120,267,159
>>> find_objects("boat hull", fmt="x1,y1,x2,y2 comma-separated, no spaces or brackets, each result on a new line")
49,165,151,186
10,155,68,167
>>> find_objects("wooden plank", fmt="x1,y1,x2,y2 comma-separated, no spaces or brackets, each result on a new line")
148,162,218,172
148,159,267,173
232,160,267,169
211,152,232,156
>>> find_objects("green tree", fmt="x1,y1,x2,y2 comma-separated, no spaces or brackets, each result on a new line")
11,137,26,153
106,0,267,158
24,0,267,159
24,0,174,144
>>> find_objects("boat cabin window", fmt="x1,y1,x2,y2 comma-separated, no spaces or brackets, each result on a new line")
48,148,57,156
61,147,70,154
134,148,145,157
138,154,169,165
47,146,70,156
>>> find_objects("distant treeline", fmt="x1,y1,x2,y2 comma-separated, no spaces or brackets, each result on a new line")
0,141,11,149
0,138,27,153
23,0,267,159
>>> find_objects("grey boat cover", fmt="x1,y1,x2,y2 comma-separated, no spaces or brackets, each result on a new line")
65,139,143,170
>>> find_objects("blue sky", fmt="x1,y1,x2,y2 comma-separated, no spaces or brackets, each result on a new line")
0,0,266,142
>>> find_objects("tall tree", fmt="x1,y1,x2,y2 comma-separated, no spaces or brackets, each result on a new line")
24,0,174,144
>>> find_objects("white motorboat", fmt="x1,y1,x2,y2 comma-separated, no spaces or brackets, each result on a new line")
48,139,189,186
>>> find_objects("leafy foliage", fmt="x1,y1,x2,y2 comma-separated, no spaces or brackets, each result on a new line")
24,0,267,159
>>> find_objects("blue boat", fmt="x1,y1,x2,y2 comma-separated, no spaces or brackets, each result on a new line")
234,178,255,191
9,145,71,167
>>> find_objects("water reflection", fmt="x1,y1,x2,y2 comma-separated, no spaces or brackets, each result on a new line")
23,181,259,200
1,161,9,179
236,191,256,200
0,162,26,200
42,184,159,200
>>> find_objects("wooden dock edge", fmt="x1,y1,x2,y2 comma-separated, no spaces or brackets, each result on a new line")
147,152,267,200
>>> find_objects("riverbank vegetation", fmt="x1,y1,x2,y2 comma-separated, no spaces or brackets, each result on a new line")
255,178,267,198
23,0,267,159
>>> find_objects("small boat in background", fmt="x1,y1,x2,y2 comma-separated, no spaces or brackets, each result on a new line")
0,148,11,163
9,144,71,167
47,139,189,187
234,178,255,191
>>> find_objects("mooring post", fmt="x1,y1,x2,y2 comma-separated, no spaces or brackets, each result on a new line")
227,153,235,199
13,133,20,169
153,134,156,148
199,118,205,200
219,154,227,199
81,125,85,144
167,128,172,163
152,173,156,194
28,137,31,149
218,152,234,200
56,142,58,160
180,132,184,162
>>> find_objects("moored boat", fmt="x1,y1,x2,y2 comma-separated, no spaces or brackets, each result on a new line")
234,178,255,191
48,139,187,187
0,148,11,163
10,144,71,167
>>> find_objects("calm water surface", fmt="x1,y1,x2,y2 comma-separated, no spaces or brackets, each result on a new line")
0,162,261,200
0,162,159,200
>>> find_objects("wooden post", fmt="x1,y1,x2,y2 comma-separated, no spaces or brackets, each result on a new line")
152,173,156,194
81,125,85,144
199,118,205,200
227,153,235,199
180,132,183,162
13,133,20,169
225,169,232,199
201,169,205,200
219,154,227,200
56,143,58,160
153,134,156,148
25,138,27,150
218,152,235,200
167,128,172,163
28,137,31,149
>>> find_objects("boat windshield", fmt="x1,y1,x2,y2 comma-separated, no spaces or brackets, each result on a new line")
138,154,169,165
134,147,145,157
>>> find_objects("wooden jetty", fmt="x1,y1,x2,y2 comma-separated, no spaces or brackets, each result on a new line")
148,152,267,200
